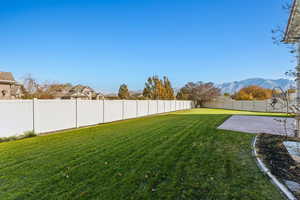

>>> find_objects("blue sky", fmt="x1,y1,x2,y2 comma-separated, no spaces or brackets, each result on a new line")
0,0,294,93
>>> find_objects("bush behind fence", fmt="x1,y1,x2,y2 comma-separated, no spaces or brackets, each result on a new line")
0,99,192,138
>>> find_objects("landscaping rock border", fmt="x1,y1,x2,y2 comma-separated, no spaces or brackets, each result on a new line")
252,136,297,200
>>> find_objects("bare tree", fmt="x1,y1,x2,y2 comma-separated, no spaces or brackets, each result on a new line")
177,82,220,107
21,75,74,99
21,74,40,99
270,87,297,137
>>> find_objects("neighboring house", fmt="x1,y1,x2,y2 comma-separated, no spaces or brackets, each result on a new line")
63,85,104,100
0,72,23,100
46,83,73,99
129,91,145,99
44,84,104,100
0,72,103,100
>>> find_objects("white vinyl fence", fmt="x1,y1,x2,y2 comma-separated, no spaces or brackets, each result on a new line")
204,96,295,113
0,99,192,138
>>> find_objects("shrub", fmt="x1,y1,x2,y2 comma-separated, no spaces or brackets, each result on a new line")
0,131,37,143
0,136,17,143
22,131,37,138
232,85,272,100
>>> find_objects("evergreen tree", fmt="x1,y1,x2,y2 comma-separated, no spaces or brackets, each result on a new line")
118,84,130,99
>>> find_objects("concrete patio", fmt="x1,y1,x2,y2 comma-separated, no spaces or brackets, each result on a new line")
218,115,296,137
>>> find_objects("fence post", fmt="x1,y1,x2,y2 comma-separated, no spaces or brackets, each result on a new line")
164,101,166,113
174,100,177,111
75,98,79,128
148,100,150,115
99,99,102,124
122,100,125,120
174,100,176,111
103,99,105,123
136,100,139,118
32,98,38,133
157,100,159,114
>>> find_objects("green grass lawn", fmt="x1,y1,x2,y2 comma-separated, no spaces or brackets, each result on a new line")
0,109,285,200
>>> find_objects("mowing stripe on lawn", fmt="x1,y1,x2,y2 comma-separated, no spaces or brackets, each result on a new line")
0,109,285,200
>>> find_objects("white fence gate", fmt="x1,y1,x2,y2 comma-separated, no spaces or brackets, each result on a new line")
0,99,192,138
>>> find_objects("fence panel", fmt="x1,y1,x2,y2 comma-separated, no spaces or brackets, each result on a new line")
180,101,185,110
185,101,191,109
171,101,176,111
124,100,137,119
253,101,267,112
77,100,102,127
215,100,223,109
0,100,33,137
224,100,233,110
157,100,164,113
182,101,187,110
104,100,123,123
165,101,171,112
182,101,186,110
149,100,157,115
241,101,252,111
233,101,242,110
175,101,181,110
36,100,76,133
182,101,185,109
137,101,149,117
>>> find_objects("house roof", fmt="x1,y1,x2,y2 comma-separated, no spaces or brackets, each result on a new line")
64,84,104,98
283,0,300,43
0,72,16,83
70,85,93,92
68,85,95,95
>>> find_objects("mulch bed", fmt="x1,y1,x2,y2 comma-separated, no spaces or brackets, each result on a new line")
256,134,300,198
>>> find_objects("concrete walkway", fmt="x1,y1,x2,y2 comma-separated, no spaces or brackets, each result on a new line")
218,115,296,137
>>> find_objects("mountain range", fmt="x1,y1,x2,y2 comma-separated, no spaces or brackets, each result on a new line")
217,78,295,94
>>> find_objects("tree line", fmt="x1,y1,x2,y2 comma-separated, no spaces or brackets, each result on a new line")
19,74,288,104
117,76,176,100
118,76,220,107
20,74,289,104
19,74,221,106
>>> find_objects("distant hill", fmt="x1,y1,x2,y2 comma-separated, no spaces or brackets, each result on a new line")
218,78,295,94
